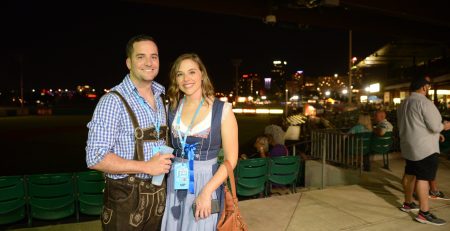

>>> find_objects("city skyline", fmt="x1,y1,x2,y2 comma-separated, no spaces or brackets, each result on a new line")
2,0,392,92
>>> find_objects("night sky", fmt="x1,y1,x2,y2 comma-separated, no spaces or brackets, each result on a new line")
1,0,392,92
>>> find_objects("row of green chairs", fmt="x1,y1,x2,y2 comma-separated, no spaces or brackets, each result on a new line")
234,156,301,197
0,171,105,226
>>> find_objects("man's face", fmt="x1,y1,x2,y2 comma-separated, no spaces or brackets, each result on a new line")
374,112,384,122
126,40,159,83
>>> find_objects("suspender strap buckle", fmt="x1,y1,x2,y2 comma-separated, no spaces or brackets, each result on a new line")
134,127,144,140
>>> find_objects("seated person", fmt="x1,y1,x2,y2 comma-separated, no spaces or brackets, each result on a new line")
266,134,289,157
264,124,286,145
253,135,270,158
348,113,373,171
252,134,289,158
348,113,373,134
373,110,393,136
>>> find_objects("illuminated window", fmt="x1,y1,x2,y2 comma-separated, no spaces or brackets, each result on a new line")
264,78,271,89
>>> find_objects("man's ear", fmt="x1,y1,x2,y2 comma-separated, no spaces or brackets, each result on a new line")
126,58,131,70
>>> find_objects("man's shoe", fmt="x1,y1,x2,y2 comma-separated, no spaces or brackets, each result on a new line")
429,190,446,199
415,211,446,226
399,202,419,212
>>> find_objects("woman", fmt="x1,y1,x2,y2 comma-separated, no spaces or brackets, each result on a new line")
253,135,270,158
161,53,238,231
347,113,373,171
348,113,373,134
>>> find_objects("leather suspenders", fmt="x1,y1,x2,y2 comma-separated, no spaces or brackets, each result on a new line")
109,91,168,162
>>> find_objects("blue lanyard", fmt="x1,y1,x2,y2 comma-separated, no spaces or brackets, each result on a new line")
176,97,205,158
133,91,162,138
176,97,204,194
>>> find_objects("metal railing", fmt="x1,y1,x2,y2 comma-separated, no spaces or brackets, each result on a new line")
310,129,365,188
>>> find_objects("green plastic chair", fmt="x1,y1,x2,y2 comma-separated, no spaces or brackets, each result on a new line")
371,132,393,169
26,173,75,225
235,158,268,197
75,170,105,216
217,148,225,165
0,175,27,225
346,132,372,169
267,156,300,194
356,132,373,156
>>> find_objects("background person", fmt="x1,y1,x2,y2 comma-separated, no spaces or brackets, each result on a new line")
253,135,270,158
266,134,289,157
348,113,373,134
397,75,450,225
373,110,393,137
348,113,373,171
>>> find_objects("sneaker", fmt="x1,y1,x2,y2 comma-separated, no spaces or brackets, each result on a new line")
429,190,445,199
399,202,419,212
415,211,446,225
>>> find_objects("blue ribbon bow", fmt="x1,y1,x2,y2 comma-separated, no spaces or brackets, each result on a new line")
184,143,197,194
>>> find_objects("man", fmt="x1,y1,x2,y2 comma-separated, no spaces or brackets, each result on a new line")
397,76,450,225
373,110,393,137
86,35,174,231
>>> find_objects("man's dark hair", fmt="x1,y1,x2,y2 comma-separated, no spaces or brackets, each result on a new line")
409,76,431,92
125,35,156,58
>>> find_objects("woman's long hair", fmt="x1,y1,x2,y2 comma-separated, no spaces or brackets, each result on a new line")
167,53,215,111
358,113,373,131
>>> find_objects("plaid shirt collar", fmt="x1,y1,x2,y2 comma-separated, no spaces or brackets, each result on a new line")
123,74,165,98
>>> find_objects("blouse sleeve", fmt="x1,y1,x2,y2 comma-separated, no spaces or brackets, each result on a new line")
221,102,232,123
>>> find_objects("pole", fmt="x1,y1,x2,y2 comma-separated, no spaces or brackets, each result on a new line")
20,55,24,112
321,134,326,189
348,30,352,104
285,89,288,117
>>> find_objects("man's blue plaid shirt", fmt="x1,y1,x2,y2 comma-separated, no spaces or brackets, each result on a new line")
86,75,167,179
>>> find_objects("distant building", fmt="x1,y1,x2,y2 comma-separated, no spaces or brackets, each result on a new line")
238,73,260,97
269,60,288,100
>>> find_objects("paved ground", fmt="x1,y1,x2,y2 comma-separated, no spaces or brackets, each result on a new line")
7,153,450,231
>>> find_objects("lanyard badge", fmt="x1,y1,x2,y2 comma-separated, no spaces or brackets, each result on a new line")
173,162,189,190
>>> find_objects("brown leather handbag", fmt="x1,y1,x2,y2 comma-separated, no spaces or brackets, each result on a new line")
217,160,248,231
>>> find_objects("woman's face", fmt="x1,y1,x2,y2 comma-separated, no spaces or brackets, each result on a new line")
175,59,203,98
254,137,268,151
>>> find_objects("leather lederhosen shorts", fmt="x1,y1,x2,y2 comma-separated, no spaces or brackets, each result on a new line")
102,176,166,231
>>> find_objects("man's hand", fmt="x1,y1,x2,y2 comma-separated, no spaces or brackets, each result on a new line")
144,153,174,176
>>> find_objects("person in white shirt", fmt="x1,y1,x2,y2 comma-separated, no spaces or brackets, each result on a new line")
397,76,450,225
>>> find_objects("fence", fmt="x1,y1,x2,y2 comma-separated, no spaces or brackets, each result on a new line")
310,129,365,188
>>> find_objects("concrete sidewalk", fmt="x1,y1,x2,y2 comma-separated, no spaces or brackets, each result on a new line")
239,154,450,230
9,154,450,231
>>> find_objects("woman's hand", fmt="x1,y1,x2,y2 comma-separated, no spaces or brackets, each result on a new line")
193,192,212,221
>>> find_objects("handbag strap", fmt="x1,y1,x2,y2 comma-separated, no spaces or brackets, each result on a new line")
223,160,237,199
